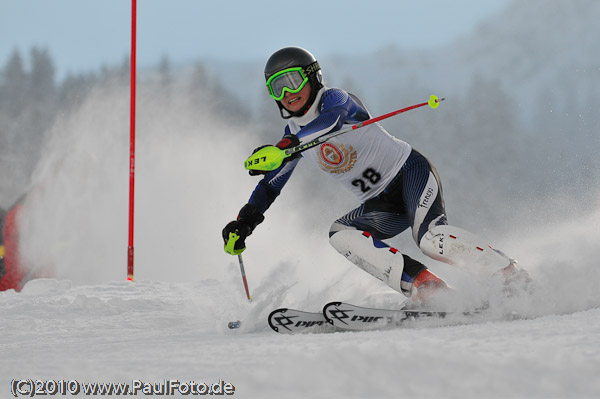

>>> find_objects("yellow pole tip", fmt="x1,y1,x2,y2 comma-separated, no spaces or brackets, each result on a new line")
428,95,440,109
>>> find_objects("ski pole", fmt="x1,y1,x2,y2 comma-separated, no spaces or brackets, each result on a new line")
245,95,444,172
224,232,252,301
237,253,251,302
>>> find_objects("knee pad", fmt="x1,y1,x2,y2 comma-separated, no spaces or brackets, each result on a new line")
419,225,510,276
329,230,412,296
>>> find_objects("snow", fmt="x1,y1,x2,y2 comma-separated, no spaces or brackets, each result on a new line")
2,275,600,398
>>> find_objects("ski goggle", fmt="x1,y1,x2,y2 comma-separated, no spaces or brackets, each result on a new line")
266,67,309,101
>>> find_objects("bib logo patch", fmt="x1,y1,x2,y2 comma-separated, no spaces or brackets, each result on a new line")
318,142,357,174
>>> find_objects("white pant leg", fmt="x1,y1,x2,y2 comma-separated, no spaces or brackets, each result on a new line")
419,225,511,277
329,229,413,297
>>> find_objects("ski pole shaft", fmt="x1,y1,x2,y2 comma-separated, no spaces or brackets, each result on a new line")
237,254,251,301
286,95,444,157
245,95,444,172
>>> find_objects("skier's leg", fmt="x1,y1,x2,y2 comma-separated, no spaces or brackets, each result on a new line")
329,229,446,297
402,151,530,284
419,225,511,276
328,200,449,300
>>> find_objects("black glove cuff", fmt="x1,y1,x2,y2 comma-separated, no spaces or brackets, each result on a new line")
276,134,300,150
237,203,265,232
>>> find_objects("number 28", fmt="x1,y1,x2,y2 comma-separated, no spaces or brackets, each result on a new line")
352,168,381,193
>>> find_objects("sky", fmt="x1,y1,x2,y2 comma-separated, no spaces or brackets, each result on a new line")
1,0,511,81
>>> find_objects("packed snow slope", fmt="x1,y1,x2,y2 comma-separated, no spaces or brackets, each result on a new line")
2,275,600,399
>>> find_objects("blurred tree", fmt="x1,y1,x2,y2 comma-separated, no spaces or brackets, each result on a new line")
29,47,56,101
58,72,97,112
158,54,172,91
0,49,27,118
0,47,61,206
188,61,249,126
27,47,58,146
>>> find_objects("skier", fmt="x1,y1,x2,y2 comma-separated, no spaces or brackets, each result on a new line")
0,194,52,291
222,46,529,306
0,207,5,285
0,198,26,291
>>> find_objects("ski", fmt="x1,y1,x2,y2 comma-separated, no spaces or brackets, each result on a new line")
268,308,337,334
268,302,487,334
322,301,480,331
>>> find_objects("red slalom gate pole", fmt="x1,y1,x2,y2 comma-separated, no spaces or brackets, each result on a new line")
127,0,137,281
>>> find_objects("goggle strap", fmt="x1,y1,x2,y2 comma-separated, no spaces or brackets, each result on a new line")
302,61,320,76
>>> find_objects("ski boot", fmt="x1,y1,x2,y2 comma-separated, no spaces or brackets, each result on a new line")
494,260,534,296
406,269,453,309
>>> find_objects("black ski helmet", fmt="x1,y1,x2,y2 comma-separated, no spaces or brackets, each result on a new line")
264,46,324,118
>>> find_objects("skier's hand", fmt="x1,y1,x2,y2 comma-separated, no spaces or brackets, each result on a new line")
275,134,300,150
248,145,270,176
248,135,300,176
223,220,251,255
222,204,265,255
276,134,301,162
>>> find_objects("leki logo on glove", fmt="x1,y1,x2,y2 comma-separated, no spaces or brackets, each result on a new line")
317,142,357,174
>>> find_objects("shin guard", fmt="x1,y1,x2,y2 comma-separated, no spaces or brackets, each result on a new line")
420,225,511,277
329,230,420,296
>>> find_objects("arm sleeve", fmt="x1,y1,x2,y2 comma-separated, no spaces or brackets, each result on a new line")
295,89,371,141
247,155,301,214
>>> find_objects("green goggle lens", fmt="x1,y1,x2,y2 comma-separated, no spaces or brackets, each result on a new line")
266,67,308,101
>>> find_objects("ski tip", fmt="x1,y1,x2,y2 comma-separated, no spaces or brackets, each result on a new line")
323,301,343,325
267,308,289,333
